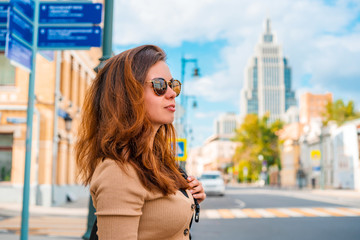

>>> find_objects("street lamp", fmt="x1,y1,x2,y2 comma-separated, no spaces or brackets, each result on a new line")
180,57,200,137
177,56,200,171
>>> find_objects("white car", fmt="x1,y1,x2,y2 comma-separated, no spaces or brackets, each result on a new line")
200,171,225,196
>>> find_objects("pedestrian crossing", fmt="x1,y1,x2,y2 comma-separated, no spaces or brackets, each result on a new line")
201,207,360,219
0,207,359,238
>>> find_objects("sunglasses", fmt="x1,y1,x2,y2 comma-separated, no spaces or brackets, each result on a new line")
146,78,182,97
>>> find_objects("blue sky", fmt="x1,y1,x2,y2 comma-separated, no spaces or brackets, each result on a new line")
112,0,360,148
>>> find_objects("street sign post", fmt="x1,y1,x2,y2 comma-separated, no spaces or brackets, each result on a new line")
4,1,103,239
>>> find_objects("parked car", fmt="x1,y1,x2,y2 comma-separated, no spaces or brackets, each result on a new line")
199,171,225,196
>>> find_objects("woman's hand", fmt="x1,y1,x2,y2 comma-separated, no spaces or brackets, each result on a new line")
187,176,206,203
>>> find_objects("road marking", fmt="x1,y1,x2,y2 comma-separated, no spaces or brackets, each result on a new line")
276,208,303,217
218,209,235,218
266,208,289,218
241,209,262,218
200,207,360,219
253,208,276,218
1,207,360,238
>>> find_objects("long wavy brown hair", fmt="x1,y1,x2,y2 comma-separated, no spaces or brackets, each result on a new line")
75,45,189,195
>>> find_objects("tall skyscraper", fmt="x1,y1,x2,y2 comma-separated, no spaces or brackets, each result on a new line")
241,19,296,122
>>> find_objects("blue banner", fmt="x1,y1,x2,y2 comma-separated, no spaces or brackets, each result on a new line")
39,2,102,24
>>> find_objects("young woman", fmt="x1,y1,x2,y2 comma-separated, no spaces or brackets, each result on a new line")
75,45,206,239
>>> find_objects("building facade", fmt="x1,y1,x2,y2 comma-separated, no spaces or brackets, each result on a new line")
0,48,101,206
299,92,333,125
214,112,238,139
241,19,296,122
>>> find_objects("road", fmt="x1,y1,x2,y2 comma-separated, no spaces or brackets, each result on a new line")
191,186,360,240
0,185,359,239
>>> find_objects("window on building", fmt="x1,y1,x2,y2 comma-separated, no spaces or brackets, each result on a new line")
0,54,16,86
0,133,13,181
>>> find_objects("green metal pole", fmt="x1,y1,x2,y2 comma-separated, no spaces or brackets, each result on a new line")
20,0,40,239
83,1,113,239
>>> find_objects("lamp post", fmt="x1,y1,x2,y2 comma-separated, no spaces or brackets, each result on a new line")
178,57,200,170
83,0,113,239
180,57,200,137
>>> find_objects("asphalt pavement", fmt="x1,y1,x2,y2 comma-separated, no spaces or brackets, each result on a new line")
0,186,359,239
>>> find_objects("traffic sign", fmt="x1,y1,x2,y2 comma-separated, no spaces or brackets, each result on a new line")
8,7,33,45
0,2,9,24
176,138,187,161
0,26,6,50
37,26,102,49
5,33,32,72
39,2,102,24
10,0,34,22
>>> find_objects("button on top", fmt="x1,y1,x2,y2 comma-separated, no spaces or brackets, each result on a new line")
191,204,195,210
184,228,189,236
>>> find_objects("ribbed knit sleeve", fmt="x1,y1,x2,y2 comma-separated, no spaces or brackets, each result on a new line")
90,159,148,239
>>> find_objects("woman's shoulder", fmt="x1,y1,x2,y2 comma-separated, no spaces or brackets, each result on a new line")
90,158,144,193
91,158,138,185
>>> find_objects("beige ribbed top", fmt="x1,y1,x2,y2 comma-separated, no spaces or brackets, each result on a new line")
90,159,195,240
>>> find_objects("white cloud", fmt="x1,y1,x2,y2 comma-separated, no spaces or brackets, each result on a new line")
113,0,360,107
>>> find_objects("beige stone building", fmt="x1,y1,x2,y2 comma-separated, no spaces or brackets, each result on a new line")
0,48,101,206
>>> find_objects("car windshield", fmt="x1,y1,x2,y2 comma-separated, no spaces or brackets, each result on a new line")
201,174,221,180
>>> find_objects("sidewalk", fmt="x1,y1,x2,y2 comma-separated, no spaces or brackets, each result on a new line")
0,197,90,240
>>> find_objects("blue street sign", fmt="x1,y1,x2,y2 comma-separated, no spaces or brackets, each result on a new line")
10,0,34,22
8,7,33,46
5,33,32,72
0,26,6,50
37,26,102,49
176,138,187,161
0,2,9,24
39,2,102,24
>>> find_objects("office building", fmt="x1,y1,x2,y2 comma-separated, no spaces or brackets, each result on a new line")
241,19,296,122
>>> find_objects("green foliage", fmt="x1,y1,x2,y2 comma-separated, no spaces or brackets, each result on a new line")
323,99,360,126
232,114,283,182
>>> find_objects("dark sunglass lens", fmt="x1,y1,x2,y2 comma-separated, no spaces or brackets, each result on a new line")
152,78,167,95
170,80,181,96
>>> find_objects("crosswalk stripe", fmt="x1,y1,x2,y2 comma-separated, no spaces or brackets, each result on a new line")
338,208,360,216
241,209,262,218
218,209,235,218
300,208,331,217
253,208,276,218
205,209,221,219
200,207,360,219
323,208,358,217
289,208,317,217
266,208,289,218
276,208,304,217
230,209,248,218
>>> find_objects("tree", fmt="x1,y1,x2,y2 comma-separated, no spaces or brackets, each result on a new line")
323,99,360,126
232,114,283,182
